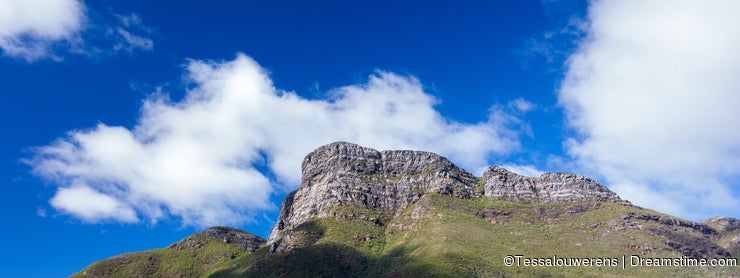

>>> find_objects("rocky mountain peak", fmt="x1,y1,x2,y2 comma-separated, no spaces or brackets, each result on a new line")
268,142,479,248
300,141,460,181
268,142,623,251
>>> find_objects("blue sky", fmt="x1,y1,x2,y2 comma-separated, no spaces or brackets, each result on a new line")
2,0,739,276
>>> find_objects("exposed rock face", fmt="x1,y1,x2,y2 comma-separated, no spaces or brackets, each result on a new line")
169,226,265,252
267,142,479,247
704,216,740,233
704,216,740,256
482,166,622,203
268,142,623,252
615,213,731,258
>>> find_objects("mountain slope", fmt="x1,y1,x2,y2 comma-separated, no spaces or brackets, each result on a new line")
210,196,736,277
73,227,264,277
74,142,739,277
705,216,740,257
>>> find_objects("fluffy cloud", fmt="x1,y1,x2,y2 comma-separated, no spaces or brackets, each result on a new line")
0,0,152,61
29,54,526,226
0,0,84,60
559,0,740,220
51,185,138,223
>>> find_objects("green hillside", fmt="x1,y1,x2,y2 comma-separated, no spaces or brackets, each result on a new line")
73,227,264,277
75,194,738,277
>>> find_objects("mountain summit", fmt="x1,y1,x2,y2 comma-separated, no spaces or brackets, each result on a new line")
74,142,739,277
268,141,622,253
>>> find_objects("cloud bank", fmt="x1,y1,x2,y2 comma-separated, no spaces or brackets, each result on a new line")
560,0,740,219
29,54,526,226
0,0,152,61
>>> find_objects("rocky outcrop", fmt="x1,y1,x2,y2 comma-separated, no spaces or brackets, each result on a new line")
704,216,740,256
169,226,265,252
268,142,623,252
482,166,622,203
704,216,740,233
267,142,479,247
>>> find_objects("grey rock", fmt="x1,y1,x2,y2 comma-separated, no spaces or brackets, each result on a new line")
704,216,740,233
703,216,740,255
268,142,624,252
203,226,265,252
170,226,265,252
267,142,479,247
633,213,718,235
482,166,622,203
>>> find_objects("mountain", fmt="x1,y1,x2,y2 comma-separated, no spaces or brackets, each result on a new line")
73,142,739,277
74,226,264,277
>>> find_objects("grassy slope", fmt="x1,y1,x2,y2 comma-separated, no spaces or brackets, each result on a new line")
377,195,736,277
72,232,258,277
717,230,740,258
704,219,740,258
214,194,739,277
76,194,739,277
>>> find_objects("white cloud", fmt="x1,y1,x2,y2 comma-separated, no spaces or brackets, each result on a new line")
0,0,152,61
29,54,526,226
51,185,138,223
0,0,84,60
559,0,740,220
510,98,535,113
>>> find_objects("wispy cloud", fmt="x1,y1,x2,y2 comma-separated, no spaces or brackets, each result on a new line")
519,0,588,67
109,13,153,54
28,54,528,226
0,0,152,61
559,0,740,220
499,164,544,177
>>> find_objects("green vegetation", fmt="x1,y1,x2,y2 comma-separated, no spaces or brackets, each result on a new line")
72,232,252,277
75,194,739,277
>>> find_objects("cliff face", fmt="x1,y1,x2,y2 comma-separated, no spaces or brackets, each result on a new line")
268,142,623,251
267,142,480,246
482,166,621,203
